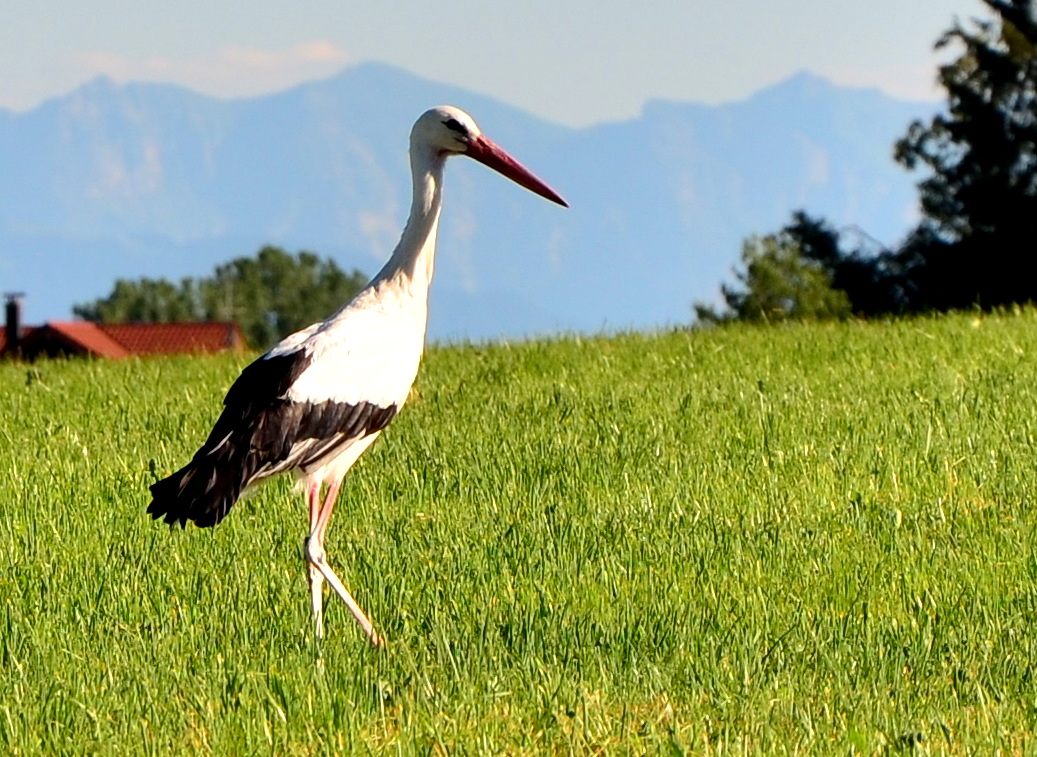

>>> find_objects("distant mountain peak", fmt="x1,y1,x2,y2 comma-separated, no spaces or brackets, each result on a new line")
752,70,927,106
640,70,891,120
782,69,839,90
751,70,858,104
64,74,120,101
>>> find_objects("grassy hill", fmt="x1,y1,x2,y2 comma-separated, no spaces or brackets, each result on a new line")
2,311,1036,753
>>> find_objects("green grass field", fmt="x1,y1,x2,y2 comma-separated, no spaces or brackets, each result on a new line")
2,310,1037,754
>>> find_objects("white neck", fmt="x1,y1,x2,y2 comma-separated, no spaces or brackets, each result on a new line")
370,144,446,298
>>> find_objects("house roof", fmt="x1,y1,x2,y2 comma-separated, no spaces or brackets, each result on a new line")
98,322,244,356
47,322,132,358
0,326,27,353
1,321,245,359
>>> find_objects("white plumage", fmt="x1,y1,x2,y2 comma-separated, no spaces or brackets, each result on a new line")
147,105,567,645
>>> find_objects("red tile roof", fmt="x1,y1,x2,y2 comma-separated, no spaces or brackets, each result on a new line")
47,322,132,358
99,322,244,356
1,321,245,359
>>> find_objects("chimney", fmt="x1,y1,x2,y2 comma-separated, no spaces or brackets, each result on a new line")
4,293,24,357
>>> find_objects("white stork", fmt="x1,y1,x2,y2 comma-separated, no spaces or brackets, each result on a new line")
147,106,568,646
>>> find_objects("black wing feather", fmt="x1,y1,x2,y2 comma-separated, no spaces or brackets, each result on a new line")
146,349,398,528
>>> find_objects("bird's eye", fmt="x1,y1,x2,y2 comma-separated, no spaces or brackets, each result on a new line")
443,118,466,135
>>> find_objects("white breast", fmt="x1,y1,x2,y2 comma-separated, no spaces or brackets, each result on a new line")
275,287,429,411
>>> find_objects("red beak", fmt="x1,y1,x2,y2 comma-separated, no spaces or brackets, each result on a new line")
464,134,569,208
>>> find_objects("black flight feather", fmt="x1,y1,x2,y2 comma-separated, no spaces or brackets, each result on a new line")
147,349,398,529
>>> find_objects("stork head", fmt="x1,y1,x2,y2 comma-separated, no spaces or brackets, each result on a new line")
412,105,568,207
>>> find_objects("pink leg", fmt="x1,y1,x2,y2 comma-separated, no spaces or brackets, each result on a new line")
304,478,382,646
305,480,325,638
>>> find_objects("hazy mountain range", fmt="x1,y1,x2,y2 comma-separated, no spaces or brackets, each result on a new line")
0,63,936,340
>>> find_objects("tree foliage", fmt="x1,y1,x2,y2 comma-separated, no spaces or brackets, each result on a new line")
76,278,200,323
893,0,1037,309
695,231,851,324
74,246,368,349
782,212,906,316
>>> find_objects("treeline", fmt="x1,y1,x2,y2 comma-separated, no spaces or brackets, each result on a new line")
74,246,367,349
699,0,1036,323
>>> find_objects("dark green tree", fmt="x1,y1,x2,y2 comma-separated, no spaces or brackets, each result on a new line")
698,211,909,324
73,278,198,323
197,247,369,349
783,212,905,316
695,231,851,323
74,246,368,349
894,0,1037,309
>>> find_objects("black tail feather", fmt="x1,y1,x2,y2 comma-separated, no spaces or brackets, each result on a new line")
147,451,256,528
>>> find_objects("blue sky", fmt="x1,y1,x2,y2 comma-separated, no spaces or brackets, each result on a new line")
3,0,982,126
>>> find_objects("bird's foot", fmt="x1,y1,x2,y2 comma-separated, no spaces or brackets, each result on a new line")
368,629,386,649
